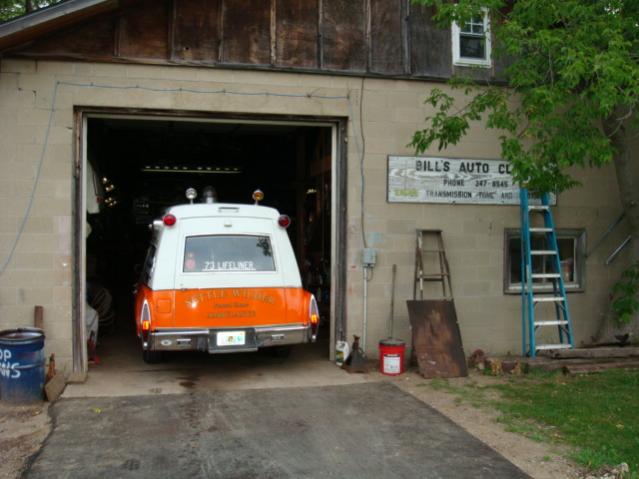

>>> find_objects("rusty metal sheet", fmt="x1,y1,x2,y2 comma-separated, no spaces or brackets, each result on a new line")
408,3,451,78
275,0,319,68
407,299,468,378
221,0,271,65
321,0,367,71
118,0,169,60
370,0,403,74
173,0,221,62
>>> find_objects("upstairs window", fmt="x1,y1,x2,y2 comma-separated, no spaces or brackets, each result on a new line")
452,10,491,67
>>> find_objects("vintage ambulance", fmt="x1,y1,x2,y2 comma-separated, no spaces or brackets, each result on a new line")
134,189,319,363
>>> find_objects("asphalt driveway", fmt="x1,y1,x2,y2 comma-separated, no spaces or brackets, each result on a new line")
25,382,529,479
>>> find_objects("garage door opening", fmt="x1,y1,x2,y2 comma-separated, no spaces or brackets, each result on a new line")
79,114,339,374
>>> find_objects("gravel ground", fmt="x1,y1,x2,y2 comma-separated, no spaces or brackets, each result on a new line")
0,403,50,479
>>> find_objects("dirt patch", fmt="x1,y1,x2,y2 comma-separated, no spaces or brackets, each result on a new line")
0,403,51,479
386,371,585,479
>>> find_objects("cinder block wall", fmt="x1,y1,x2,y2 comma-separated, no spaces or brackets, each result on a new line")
0,58,627,374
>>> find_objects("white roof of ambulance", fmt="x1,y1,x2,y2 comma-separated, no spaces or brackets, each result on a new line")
148,203,302,290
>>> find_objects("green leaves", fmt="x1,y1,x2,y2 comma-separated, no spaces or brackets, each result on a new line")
411,0,639,194
612,262,639,325
0,1,63,22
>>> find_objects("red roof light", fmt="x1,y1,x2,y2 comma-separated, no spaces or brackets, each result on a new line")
163,214,177,226
278,215,291,228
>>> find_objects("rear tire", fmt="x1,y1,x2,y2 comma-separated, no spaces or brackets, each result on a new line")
142,349,162,364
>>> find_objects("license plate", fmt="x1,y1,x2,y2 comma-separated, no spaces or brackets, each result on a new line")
217,331,246,346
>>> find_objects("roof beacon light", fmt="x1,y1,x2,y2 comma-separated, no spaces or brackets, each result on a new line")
202,186,218,204
163,214,177,226
278,215,291,229
253,189,264,205
185,188,197,204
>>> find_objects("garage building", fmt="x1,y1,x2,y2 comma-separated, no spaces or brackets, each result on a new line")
0,0,627,381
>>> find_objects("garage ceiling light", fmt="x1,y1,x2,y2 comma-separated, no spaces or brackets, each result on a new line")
142,166,242,174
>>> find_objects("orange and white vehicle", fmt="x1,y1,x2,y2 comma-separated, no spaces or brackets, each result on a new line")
134,189,319,363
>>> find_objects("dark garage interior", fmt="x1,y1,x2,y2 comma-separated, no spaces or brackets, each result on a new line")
84,117,333,364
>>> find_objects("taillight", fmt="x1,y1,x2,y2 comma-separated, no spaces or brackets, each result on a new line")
278,215,291,228
141,301,151,342
163,214,177,226
309,295,319,342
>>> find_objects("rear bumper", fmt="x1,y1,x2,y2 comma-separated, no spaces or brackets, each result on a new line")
144,323,314,353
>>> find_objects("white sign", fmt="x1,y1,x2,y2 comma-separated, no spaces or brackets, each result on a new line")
202,260,256,272
387,156,556,205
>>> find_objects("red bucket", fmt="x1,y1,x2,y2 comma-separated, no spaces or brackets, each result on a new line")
379,338,405,376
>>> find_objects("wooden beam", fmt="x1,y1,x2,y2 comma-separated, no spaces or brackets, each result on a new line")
317,0,323,69
564,360,639,375
270,0,277,66
168,0,176,61
402,0,410,75
34,305,43,330
549,347,639,359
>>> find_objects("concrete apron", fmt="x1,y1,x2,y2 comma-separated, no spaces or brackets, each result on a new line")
63,331,372,398
28,382,529,479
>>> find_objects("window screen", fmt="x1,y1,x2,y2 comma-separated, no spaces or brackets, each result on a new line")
183,235,275,273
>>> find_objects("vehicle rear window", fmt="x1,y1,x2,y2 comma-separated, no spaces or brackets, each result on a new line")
183,235,275,273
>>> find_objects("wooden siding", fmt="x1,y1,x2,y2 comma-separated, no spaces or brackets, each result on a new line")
118,0,169,60
8,0,504,82
172,0,222,62
275,0,319,68
370,0,404,74
321,0,367,72
409,3,451,78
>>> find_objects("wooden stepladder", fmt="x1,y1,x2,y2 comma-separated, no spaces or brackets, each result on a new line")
520,189,575,357
413,230,453,300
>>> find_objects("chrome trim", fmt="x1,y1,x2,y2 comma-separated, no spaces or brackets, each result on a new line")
153,329,209,337
254,324,307,333
148,323,312,352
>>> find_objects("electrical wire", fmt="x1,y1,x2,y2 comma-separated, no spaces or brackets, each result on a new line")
0,79,350,276
0,80,59,276
345,78,368,250
57,80,350,100
358,77,367,249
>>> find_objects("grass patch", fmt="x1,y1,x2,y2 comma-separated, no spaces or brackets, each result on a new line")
424,369,639,475
493,369,639,474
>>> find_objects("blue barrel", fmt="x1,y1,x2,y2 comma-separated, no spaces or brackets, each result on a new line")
0,328,45,403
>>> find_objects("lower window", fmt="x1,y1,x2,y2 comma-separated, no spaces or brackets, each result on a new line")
504,229,585,294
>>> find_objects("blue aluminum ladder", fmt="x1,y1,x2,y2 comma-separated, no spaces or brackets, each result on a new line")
520,189,575,357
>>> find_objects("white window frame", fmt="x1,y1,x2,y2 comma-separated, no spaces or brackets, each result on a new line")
452,8,492,68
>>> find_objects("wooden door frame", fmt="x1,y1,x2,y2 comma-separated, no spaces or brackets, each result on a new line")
72,106,347,378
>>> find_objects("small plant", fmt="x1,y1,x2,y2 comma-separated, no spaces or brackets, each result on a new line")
612,262,639,325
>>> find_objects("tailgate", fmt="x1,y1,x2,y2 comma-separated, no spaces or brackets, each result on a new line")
173,287,309,328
